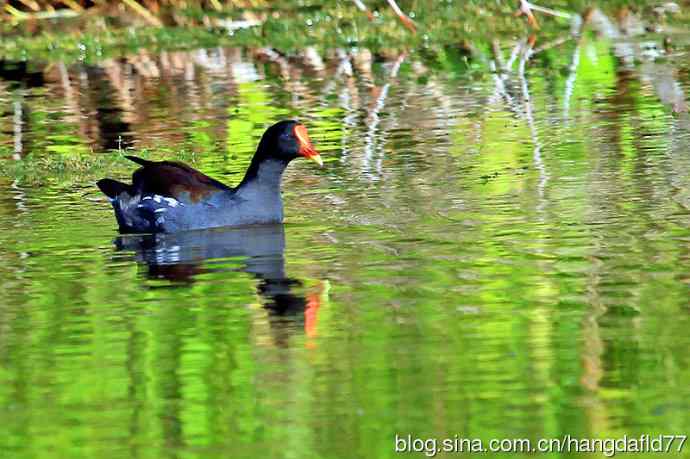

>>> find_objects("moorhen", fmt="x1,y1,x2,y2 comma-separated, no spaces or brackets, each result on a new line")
97,120,322,233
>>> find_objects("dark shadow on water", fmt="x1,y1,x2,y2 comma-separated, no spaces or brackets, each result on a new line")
84,66,135,151
114,223,312,317
0,60,45,88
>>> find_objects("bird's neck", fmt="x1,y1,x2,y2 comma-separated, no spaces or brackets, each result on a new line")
235,157,289,200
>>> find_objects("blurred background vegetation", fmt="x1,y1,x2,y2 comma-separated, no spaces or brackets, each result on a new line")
2,0,689,62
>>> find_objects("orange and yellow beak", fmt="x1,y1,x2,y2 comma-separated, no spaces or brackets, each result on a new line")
294,124,323,167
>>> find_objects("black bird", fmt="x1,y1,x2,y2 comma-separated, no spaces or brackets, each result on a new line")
97,120,322,233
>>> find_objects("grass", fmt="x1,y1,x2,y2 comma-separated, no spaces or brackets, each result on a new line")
0,2,586,63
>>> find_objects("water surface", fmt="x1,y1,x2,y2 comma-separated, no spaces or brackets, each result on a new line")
2,28,690,459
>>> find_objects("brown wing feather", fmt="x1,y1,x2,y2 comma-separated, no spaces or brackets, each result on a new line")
126,156,230,203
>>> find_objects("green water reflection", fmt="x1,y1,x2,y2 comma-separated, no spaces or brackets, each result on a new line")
2,20,690,459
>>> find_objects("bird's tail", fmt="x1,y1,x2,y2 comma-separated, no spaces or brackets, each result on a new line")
124,155,153,167
96,178,132,199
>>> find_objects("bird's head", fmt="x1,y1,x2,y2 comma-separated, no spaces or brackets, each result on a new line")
257,120,323,166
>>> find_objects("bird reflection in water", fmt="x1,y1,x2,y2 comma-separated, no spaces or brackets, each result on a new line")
114,224,325,342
